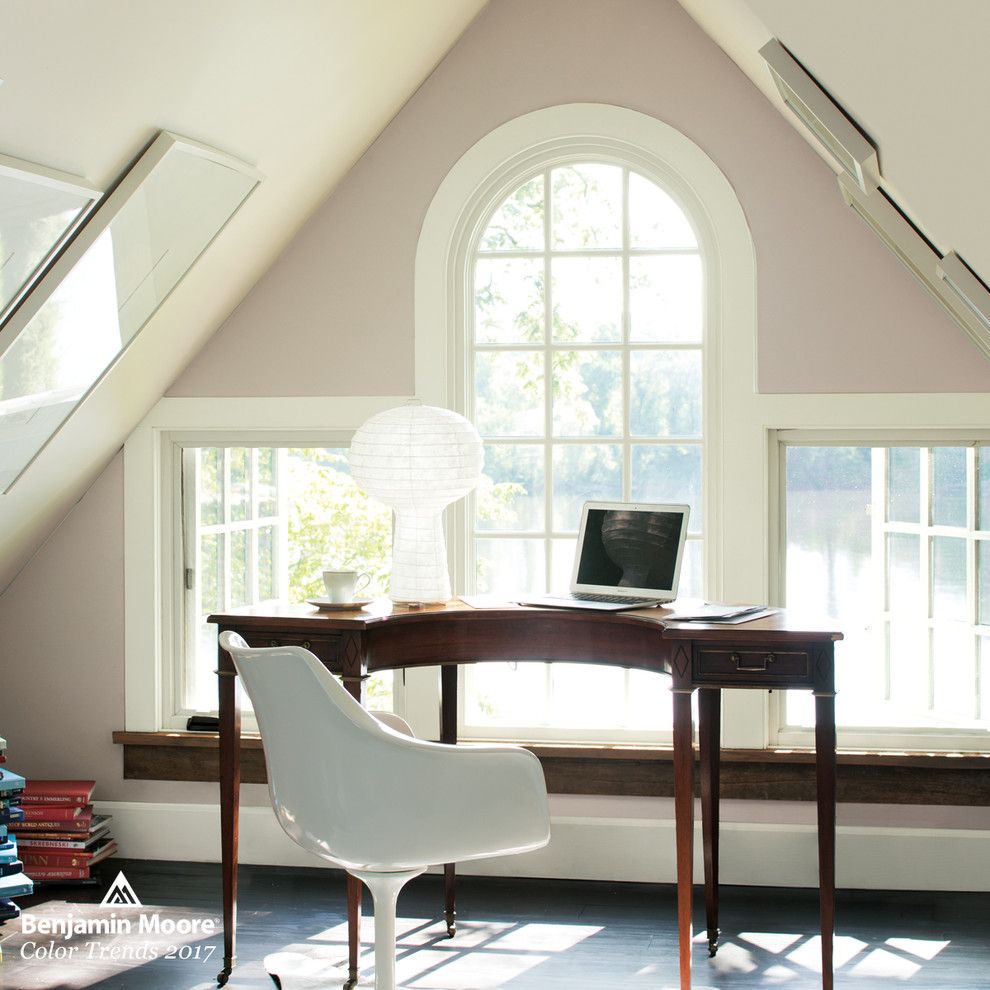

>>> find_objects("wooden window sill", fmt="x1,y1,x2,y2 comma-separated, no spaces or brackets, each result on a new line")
112,731,990,805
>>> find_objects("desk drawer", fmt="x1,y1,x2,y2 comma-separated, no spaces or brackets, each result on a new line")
238,631,340,668
694,646,811,685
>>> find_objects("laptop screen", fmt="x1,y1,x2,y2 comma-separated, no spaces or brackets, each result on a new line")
573,502,690,597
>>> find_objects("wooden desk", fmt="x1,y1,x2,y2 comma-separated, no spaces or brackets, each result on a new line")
210,601,841,990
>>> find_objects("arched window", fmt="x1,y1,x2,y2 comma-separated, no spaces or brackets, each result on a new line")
416,104,754,741
470,162,704,604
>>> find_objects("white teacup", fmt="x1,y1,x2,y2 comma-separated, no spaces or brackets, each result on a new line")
322,569,371,603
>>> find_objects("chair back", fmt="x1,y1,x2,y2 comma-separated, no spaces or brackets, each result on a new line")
219,631,424,869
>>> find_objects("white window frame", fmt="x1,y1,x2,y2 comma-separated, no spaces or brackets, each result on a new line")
461,160,706,743
415,103,768,745
123,396,413,733
771,428,990,752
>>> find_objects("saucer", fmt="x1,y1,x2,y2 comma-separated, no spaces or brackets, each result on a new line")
307,598,372,611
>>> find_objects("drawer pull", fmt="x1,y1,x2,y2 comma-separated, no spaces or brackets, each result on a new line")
302,640,312,650
269,639,280,648
732,651,775,671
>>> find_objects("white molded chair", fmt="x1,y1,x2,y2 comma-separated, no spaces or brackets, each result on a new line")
219,631,550,990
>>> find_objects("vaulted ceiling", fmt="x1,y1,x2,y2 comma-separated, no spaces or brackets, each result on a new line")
677,0,990,280
0,0,486,593
1,0,988,594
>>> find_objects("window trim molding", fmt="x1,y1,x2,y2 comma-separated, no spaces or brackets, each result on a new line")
415,103,755,609
414,102,760,744
123,395,409,732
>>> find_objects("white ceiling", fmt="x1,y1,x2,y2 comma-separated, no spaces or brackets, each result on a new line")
677,0,990,280
0,0,486,593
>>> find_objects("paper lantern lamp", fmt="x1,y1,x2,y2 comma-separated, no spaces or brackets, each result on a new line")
348,402,484,604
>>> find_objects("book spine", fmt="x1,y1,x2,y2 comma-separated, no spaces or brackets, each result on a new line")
21,843,115,869
21,804,90,822
25,866,90,881
0,859,24,877
15,837,90,850
12,819,93,832
19,794,90,806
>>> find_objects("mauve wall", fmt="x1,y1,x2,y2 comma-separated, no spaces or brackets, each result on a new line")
2,0,989,811
169,0,990,397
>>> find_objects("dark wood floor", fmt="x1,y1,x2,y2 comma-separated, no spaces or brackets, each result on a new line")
1,859,988,988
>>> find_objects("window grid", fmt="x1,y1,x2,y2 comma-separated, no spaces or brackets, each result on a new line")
778,439,990,749
464,162,704,741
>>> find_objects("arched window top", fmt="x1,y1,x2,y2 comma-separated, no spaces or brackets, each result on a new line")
416,103,755,605
416,103,753,413
478,162,698,255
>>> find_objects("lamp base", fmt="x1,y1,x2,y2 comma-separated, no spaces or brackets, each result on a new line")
388,510,452,605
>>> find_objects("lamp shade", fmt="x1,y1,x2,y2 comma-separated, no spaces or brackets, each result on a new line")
349,402,484,604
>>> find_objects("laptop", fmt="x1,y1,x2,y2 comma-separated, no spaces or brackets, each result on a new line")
519,501,691,611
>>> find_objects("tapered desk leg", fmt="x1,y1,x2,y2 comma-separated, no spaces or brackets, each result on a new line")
345,874,362,990
342,649,368,990
440,663,458,937
217,662,240,987
815,694,837,990
699,688,721,958
672,689,695,990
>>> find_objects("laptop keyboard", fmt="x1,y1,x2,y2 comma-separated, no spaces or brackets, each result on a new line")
568,592,659,605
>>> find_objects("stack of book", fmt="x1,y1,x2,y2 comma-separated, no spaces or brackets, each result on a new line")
11,780,117,883
0,737,34,923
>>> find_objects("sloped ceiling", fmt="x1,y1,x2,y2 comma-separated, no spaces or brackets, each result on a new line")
677,0,990,282
0,0,486,594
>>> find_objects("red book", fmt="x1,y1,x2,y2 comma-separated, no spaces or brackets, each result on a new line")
21,804,92,822
13,815,94,833
24,865,91,881
21,840,117,870
20,780,95,806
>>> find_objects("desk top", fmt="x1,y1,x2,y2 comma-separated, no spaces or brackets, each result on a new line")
209,598,842,643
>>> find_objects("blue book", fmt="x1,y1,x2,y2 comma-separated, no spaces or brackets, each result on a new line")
0,824,6,841
0,871,33,898
0,770,25,796
0,898,20,922
0,838,17,864
0,806,23,826
0,859,24,878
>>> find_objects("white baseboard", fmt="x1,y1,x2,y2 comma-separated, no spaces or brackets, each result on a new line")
96,800,990,892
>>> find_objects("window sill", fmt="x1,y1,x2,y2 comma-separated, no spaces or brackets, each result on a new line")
112,731,990,805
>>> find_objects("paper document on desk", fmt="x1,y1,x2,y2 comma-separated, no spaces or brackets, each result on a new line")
458,595,522,609
662,603,775,623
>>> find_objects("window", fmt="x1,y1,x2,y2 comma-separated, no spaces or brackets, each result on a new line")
778,438,990,751
177,443,394,727
462,161,706,740
409,103,761,743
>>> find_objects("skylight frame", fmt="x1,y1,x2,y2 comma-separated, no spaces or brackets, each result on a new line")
760,38,880,194
0,131,262,492
0,152,101,329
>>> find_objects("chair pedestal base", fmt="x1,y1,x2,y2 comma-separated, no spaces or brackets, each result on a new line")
350,868,425,990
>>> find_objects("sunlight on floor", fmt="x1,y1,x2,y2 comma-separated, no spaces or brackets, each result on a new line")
786,935,867,971
849,947,921,979
885,936,951,961
276,918,958,988
738,931,804,954
287,916,603,988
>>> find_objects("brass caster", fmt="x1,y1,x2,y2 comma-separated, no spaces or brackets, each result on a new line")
707,929,720,958
216,970,231,987
445,910,456,938
343,972,358,990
